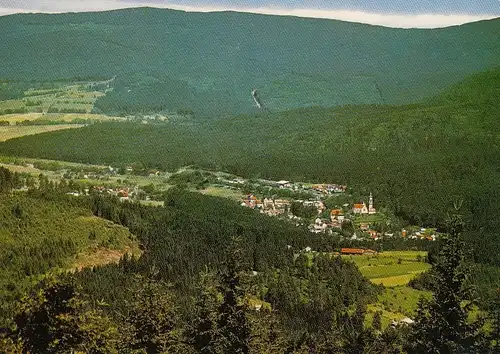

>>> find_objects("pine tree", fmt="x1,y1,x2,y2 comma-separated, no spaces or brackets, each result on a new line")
0,333,23,354
10,277,119,353
248,310,288,354
125,274,183,353
372,311,382,332
342,301,375,354
405,213,486,353
216,237,250,354
0,166,13,193
188,272,218,354
12,277,81,353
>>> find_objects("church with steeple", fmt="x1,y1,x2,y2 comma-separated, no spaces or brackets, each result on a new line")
352,193,377,215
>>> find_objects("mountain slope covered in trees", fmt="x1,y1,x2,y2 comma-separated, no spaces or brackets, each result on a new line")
0,8,499,116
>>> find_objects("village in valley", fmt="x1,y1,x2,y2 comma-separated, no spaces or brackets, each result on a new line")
0,157,441,248
236,178,439,246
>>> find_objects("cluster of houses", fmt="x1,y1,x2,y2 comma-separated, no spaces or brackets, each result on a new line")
241,195,294,217
311,183,347,194
402,228,438,241
276,180,347,196
239,185,439,243
309,194,378,234
241,190,386,239
67,186,139,202
93,186,134,201
241,194,329,220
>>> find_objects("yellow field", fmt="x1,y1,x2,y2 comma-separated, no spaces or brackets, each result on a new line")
0,113,44,123
0,163,42,174
0,124,84,141
0,112,124,124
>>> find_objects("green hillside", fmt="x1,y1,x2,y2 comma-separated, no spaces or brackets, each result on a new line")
0,8,499,116
0,192,139,325
0,67,499,241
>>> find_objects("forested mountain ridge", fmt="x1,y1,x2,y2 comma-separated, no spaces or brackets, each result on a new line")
0,8,499,116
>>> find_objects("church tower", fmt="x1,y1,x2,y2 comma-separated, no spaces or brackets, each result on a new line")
369,193,376,214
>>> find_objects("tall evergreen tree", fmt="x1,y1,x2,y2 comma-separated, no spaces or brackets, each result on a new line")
0,166,13,193
216,237,250,354
342,301,375,354
248,311,288,354
405,213,486,353
372,311,382,332
187,272,218,354
10,277,119,353
125,274,183,353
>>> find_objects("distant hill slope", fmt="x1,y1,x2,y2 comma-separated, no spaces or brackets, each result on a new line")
0,67,499,231
0,8,499,116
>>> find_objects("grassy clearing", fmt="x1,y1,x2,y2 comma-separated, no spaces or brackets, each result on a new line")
366,286,432,328
201,186,245,201
343,250,430,284
0,125,84,141
377,286,431,316
371,274,422,287
353,214,387,225
345,251,432,327
72,216,142,271
359,262,430,280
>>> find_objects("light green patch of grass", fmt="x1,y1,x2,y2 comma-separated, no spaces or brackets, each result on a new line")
72,216,142,271
377,286,431,316
343,251,430,287
366,286,432,328
371,274,422,287
0,99,25,111
353,214,386,224
359,262,430,280
201,186,245,201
